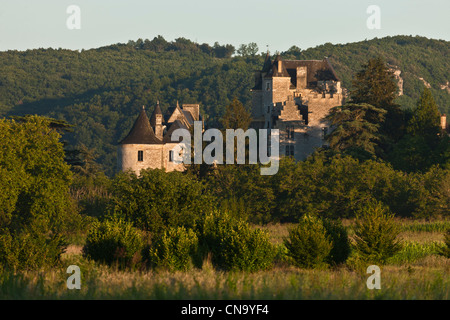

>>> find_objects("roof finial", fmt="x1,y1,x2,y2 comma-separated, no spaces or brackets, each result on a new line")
176,100,179,108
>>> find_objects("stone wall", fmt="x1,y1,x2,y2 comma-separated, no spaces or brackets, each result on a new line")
118,144,164,175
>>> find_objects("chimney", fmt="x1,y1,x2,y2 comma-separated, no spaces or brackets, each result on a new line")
441,114,447,131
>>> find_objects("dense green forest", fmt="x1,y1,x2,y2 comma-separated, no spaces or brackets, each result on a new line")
1,43,449,273
0,35,448,175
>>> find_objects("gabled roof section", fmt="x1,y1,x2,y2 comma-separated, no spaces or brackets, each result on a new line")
164,102,190,127
119,107,163,145
182,110,195,126
163,120,190,143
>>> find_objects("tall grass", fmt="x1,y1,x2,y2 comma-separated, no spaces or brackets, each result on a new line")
1,260,448,300
387,241,445,264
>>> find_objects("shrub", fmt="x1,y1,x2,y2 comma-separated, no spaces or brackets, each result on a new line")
198,211,275,272
148,227,199,271
82,216,144,269
283,214,333,269
110,169,215,234
352,200,402,264
0,230,66,271
438,229,450,258
323,219,351,265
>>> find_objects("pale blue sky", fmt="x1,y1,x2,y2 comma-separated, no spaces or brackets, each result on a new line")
0,0,448,52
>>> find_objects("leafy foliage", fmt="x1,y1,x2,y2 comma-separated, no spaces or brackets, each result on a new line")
82,216,144,269
197,211,276,272
0,116,74,270
109,168,214,234
148,226,199,271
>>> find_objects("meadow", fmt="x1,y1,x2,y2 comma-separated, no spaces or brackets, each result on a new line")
1,218,448,300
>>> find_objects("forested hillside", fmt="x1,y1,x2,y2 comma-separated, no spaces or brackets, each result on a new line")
1,35,448,175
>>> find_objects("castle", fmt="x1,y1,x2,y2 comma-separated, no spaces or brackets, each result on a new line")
119,54,450,174
250,53,344,160
118,54,345,173
117,102,201,175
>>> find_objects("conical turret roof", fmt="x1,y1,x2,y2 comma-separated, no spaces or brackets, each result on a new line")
119,106,163,144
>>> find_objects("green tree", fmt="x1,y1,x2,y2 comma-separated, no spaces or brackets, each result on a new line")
0,116,74,270
349,57,405,142
352,200,402,264
350,57,398,108
407,87,442,137
220,97,252,130
326,103,387,158
284,214,333,269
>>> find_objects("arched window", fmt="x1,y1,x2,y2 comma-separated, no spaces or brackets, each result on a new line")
138,150,144,162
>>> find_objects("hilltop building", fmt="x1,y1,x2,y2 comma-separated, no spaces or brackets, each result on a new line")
118,54,347,174
117,102,201,175
250,53,344,160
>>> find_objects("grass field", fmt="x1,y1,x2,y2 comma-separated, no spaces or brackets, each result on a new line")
1,219,448,300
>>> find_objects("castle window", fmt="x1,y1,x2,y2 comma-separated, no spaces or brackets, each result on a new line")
138,150,143,162
285,145,294,156
287,126,295,140
266,82,270,91
322,127,328,139
169,150,174,162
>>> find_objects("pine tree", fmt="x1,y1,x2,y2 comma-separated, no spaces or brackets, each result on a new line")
407,87,441,138
350,57,398,108
325,103,387,158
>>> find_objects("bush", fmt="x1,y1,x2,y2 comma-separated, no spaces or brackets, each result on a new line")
0,230,66,271
284,214,333,269
352,200,402,264
148,227,199,271
110,169,215,234
323,219,351,265
82,216,144,269
438,229,450,258
198,211,275,272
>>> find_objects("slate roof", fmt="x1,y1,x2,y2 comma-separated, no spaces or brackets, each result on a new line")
254,55,340,89
265,54,290,78
119,107,163,145
163,120,190,143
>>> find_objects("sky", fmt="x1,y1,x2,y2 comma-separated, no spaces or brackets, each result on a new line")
0,0,449,52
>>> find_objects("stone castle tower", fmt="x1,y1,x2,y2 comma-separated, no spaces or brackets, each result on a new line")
251,53,344,160
117,102,202,175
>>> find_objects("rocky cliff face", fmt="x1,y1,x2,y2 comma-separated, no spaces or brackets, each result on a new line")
440,81,450,94
389,65,403,96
